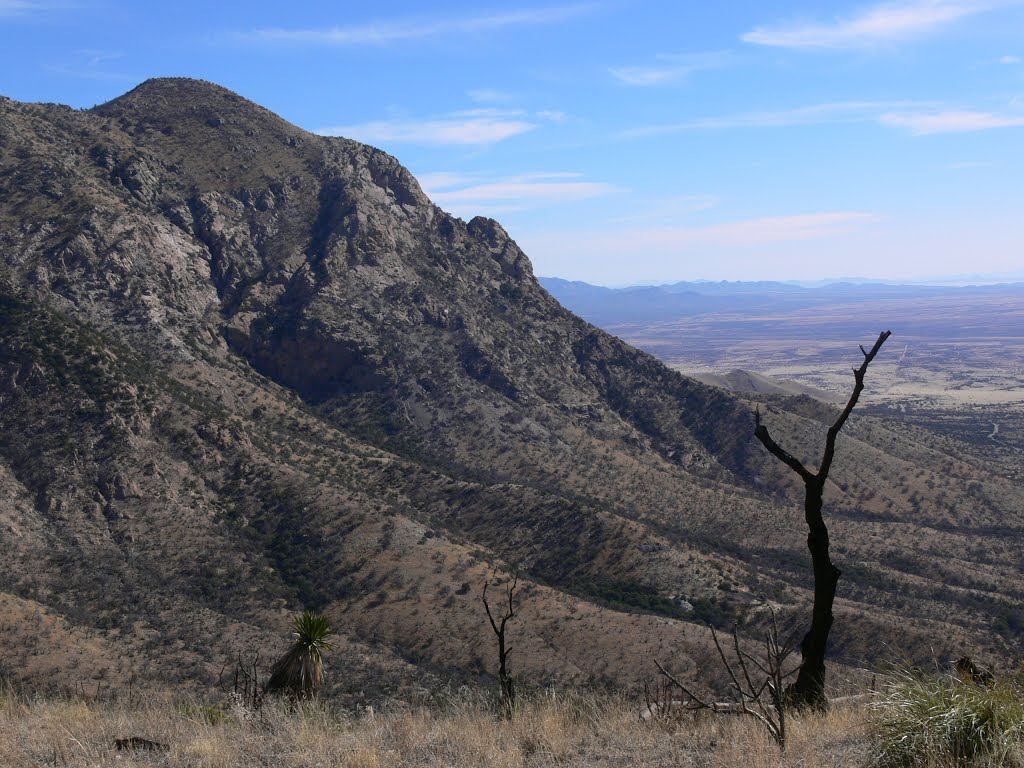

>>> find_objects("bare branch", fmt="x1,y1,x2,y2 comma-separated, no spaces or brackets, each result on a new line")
753,419,814,482
732,627,761,699
482,580,501,636
507,572,518,617
819,330,890,478
711,625,747,700
653,659,715,710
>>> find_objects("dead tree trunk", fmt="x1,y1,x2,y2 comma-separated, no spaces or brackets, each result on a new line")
482,572,519,718
754,330,890,711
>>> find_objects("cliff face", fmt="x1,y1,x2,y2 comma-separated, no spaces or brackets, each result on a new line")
0,80,1020,698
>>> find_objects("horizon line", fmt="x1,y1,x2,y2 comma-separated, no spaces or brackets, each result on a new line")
537,273,1024,289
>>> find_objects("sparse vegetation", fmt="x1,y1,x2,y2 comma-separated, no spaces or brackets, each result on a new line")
871,667,1024,767
0,685,877,767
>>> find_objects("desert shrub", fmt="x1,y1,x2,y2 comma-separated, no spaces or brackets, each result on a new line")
871,668,1024,767
264,611,334,700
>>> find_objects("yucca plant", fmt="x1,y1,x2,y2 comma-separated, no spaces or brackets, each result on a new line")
871,667,1024,767
263,611,334,700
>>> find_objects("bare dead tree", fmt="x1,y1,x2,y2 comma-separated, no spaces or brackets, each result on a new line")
653,608,798,749
641,676,681,724
482,571,519,718
754,330,891,711
219,651,262,711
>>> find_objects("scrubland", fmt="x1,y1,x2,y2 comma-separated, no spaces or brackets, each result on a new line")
3,673,1021,768
0,686,868,768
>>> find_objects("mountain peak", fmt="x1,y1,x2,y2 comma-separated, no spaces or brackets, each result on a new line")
93,77,249,113
90,77,303,146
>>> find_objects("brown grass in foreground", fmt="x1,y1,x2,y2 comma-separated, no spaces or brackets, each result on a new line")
0,687,874,768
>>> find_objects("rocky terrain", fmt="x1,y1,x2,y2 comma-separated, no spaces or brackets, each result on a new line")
0,79,1021,703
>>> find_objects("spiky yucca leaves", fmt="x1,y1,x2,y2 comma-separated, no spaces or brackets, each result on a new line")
263,612,334,700
871,667,1024,767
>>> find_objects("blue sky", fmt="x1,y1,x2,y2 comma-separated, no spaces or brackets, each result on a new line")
2,1,1023,285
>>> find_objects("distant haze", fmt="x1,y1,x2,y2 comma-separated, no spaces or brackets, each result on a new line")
545,272,1024,290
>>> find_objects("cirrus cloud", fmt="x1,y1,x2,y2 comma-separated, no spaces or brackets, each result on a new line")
316,109,536,146
881,109,1024,133
609,51,732,86
237,4,597,46
618,100,930,138
0,0,74,17
420,171,614,216
743,1,1010,50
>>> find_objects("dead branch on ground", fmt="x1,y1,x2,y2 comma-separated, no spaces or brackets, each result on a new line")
654,607,798,749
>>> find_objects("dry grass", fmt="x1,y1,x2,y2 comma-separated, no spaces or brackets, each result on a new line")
870,670,1024,768
0,686,875,768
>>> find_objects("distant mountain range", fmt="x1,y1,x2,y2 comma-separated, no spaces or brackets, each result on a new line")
540,276,1024,329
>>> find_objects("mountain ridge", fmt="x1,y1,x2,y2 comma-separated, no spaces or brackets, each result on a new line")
1,79,1021,700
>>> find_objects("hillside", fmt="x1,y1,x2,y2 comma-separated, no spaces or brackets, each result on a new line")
0,79,1021,702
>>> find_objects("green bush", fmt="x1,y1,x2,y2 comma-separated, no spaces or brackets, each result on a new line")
871,668,1024,767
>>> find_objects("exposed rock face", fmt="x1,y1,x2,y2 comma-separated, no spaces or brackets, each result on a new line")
0,79,1020,698
3,78,755,479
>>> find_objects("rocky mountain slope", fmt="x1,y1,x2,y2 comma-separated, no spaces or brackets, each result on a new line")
1,79,1021,701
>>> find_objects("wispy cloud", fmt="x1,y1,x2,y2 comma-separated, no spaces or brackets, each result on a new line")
417,172,480,190
76,48,121,66
317,109,536,146
467,88,517,104
0,0,73,17
536,109,568,122
609,51,732,86
44,49,134,82
44,64,135,81
620,99,1024,138
0,0,35,14
881,109,1024,133
1001,54,1021,63
238,4,596,46
743,1,1009,50
465,91,568,121
619,100,928,138
420,171,614,216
